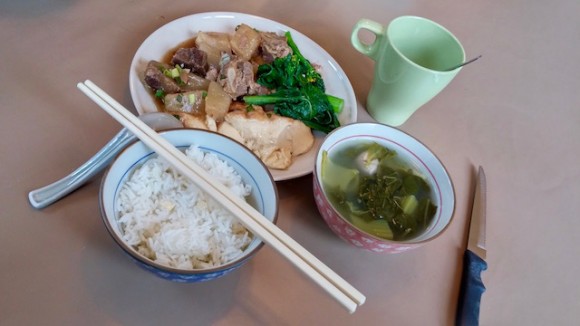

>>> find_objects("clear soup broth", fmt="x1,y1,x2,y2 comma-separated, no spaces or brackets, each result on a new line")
320,140,437,241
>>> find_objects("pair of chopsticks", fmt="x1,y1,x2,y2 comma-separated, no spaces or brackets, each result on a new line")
77,80,365,313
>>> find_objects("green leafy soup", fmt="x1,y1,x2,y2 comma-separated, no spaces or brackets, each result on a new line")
320,141,437,241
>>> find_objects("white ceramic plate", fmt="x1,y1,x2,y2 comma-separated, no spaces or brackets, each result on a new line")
129,12,357,181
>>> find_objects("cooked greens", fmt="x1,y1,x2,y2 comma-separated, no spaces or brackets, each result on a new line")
321,142,437,241
243,31,343,133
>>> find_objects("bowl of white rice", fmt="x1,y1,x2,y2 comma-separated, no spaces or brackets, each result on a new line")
99,128,279,282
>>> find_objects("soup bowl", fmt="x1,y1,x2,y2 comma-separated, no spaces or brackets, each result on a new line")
100,128,279,282
313,123,455,253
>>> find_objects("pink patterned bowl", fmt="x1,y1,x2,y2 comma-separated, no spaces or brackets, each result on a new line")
313,123,455,253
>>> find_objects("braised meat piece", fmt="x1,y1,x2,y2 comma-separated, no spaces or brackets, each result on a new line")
259,32,292,63
205,65,219,81
171,47,209,76
219,57,263,98
144,60,211,94
143,61,181,94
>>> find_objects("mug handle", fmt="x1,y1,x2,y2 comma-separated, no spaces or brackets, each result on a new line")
351,19,385,60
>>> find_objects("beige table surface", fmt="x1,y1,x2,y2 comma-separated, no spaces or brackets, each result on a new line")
2,1,579,325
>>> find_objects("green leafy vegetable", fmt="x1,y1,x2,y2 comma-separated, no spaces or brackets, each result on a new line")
243,31,343,133
155,89,166,99
161,65,185,86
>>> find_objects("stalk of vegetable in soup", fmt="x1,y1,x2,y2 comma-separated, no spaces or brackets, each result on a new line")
320,142,437,241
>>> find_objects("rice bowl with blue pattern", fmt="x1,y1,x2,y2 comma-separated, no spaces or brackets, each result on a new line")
99,128,279,282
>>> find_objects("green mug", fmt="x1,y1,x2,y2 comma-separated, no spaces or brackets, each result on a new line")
351,16,465,126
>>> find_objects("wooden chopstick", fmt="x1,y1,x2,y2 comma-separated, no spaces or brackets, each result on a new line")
77,80,365,313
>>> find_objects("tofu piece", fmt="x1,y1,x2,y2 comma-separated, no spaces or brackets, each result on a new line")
217,121,245,144
223,107,314,170
176,113,208,130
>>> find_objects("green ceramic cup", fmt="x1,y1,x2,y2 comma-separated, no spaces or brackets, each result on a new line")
351,16,465,126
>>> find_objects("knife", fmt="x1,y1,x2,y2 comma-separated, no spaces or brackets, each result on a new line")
456,166,487,326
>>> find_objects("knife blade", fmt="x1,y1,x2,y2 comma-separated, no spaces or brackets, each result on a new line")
456,166,487,326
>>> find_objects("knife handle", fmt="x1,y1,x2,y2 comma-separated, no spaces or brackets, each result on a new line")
456,250,488,326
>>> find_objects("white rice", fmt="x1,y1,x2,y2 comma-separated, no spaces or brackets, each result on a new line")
115,144,253,270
